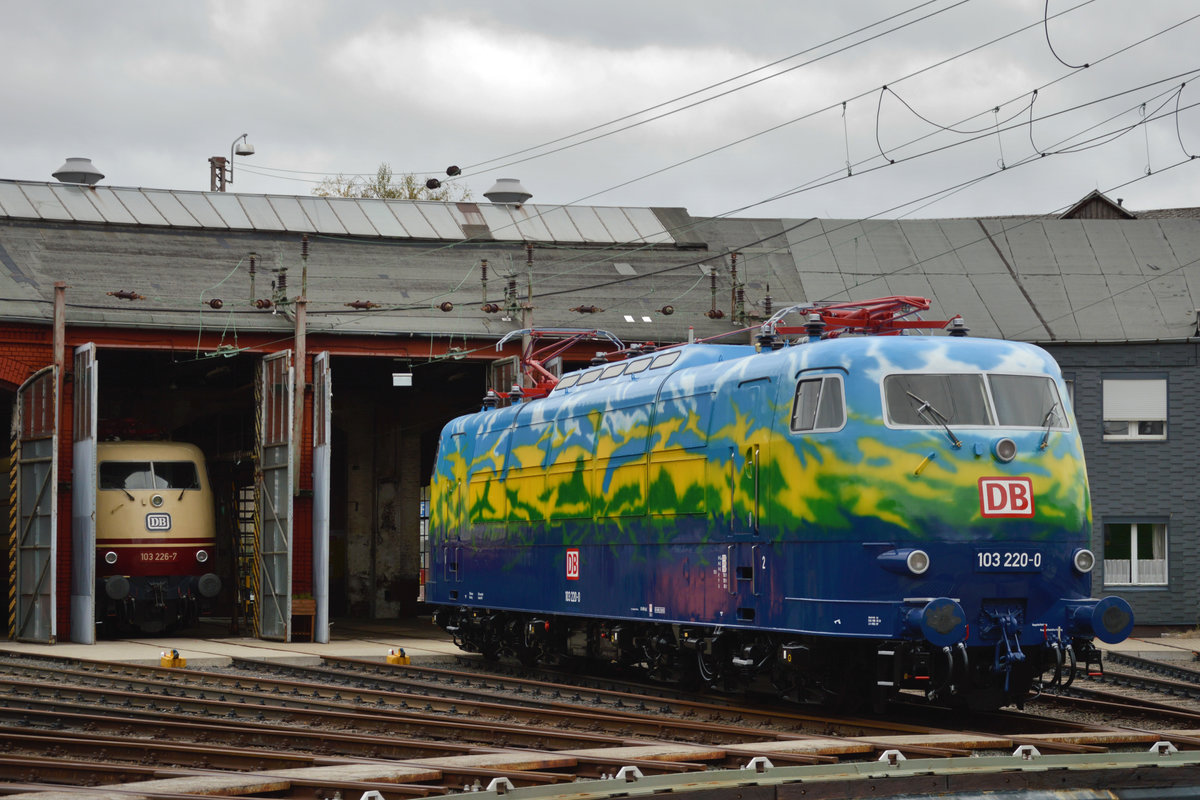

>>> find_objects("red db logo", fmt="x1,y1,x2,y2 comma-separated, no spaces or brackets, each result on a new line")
566,548,580,580
978,477,1034,518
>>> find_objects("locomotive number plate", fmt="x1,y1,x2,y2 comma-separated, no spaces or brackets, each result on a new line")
974,548,1042,572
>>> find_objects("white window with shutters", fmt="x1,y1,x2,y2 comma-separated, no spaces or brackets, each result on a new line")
1102,378,1166,440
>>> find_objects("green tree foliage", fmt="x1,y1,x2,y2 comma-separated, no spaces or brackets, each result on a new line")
313,162,471,201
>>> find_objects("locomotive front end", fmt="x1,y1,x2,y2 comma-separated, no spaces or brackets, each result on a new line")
95,442,222,634
842,337,1133,708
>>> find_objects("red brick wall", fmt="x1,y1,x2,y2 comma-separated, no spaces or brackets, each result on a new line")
0,324,53,390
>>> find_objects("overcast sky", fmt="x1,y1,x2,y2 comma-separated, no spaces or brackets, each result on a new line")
3,0,1199,220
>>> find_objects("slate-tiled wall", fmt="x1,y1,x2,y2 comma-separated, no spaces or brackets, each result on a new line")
1045,342,1200,626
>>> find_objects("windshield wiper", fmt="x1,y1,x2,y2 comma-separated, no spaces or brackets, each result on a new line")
906,391,962,448
1039,402,1060,450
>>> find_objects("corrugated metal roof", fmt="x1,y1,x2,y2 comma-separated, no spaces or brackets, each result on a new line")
0,180,679,245
2,179,1199,345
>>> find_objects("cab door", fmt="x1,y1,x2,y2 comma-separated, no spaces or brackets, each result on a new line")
727,376,773,624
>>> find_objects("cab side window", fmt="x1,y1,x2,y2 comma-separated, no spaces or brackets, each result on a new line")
791,376,845,432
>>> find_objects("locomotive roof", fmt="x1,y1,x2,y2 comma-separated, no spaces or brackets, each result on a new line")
530,335,1061,409
1,178,1199,344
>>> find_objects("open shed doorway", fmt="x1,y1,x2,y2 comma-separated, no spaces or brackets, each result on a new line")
329,355,486,622
93,348,259,637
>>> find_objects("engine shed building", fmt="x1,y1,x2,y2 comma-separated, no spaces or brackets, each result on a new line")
0,178,1197,642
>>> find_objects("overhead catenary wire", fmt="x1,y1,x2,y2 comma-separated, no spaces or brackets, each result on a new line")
242,80,1200,324
241,0,975,184
63,66,1200,321
243,0,1103,192
261,14,1193,314
246,2,1191,290
46,11,1200,346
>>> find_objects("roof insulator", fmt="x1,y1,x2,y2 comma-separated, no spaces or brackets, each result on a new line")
446,165,462,177
569,305,603,314
344,300,380,310
439,301,454,312
806,312,826,342
426,178,442,190
705,308,725,319
207,298,223,309
255,299,273,309
481,302,501,314
107,290,144,301
659,305,674,315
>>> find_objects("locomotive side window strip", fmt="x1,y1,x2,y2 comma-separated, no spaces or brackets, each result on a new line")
790,376,845,432
600,363,626,379
650,350,681,369
624,357,651,375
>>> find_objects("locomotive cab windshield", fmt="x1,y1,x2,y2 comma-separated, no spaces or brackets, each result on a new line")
100,460,201,492
884,373,1067,430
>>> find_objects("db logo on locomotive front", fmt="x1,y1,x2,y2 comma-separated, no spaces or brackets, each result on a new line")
978,477,1034,518
145,513,172,531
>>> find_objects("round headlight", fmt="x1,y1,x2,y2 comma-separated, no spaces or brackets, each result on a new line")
104,551,118,565
1073,548,1096,574
151,494,165,508
196,549,209,563
993,437,1018,463
906,549,930,575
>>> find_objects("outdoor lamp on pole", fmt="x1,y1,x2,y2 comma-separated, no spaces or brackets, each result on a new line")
208,133,255,192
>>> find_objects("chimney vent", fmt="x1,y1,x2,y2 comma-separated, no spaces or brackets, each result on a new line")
52,157,104,185
483,178,532,205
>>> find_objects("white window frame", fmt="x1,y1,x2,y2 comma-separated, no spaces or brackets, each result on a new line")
1103,521,1168,587
1102,378,1166,441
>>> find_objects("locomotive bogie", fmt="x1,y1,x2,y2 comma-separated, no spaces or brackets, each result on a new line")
426,335,1133,709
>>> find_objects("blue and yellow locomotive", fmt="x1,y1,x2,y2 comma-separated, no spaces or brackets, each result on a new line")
425,300,1133,709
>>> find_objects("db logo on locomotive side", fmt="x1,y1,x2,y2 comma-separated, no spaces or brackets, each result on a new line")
566,548,580,580
978,477,1034,518
145,513,172,531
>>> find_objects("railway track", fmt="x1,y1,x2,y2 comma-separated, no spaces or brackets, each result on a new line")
0,650,1198,799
